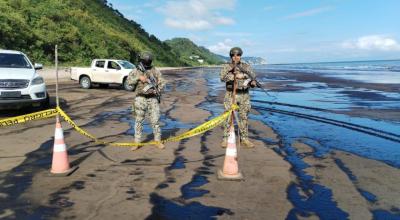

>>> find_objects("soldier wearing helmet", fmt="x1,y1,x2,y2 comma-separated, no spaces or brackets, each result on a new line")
220,47,257,148
127,51,166,150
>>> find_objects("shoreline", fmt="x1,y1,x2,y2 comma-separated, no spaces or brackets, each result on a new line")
37,66,207,84
0,67,293,219
0,68,399,219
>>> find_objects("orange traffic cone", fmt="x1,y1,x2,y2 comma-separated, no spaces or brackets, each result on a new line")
217,126,243,181
50,118,78,176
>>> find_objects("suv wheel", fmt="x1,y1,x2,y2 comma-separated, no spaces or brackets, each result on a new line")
80,76,92,89
123,78,134,91
41,92,51,109
33,93,50,110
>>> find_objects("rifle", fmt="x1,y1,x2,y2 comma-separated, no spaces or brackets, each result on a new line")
236,64,275,99
137,62,161,103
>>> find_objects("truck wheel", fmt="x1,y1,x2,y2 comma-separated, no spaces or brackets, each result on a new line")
80,76,92,89
123,78,134,91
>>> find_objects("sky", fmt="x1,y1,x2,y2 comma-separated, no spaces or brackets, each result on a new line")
108,0,400,64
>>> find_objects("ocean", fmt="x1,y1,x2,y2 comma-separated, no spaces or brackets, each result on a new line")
258,59,400,84
249,60,400,167
203,60,400,167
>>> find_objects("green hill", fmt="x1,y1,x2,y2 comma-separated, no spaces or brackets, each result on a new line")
0,0,186,66
165,38,224,66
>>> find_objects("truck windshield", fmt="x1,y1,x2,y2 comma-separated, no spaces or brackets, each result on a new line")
118,60,135,69
0,53,32,69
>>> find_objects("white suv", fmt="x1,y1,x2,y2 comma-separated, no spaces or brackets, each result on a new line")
0,50,49,109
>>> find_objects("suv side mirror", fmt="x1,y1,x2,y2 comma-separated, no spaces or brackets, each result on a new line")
116,65,121,70
34,63,43,70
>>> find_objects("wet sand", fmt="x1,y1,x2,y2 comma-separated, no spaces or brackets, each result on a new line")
37,67,193,84
0,68,399,219
260,70,400,122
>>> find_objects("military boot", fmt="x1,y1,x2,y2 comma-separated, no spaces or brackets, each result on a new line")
220,139,227,148
241,139,255,148
131,139,141,151
131,146,140,151
155,141,165,149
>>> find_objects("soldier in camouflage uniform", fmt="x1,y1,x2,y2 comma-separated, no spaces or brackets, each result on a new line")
220,47,257,148
127,52,166,150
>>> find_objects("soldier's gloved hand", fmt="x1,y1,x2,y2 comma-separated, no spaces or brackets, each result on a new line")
139,75,147,83
147,88,155,94
250,80,257,87
236,73,245,79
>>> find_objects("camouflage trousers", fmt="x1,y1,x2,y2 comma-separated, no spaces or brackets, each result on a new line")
223,91,251,141
133,96,161,142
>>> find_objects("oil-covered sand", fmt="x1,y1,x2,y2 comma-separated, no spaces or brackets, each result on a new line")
0,67,399,219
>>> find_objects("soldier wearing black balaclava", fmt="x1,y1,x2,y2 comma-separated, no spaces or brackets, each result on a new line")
127,52,166,150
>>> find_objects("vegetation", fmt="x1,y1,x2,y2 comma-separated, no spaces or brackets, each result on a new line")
165,38,224,66
0,0,186,66
0,0,265,67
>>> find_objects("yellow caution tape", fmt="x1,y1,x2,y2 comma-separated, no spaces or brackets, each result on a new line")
110,109,232,147
56,106,99,141
57,105,238,147
1,104,238,148
0,108,58,127
162,110,231,143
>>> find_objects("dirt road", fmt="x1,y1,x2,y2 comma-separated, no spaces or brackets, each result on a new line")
0,68,399,219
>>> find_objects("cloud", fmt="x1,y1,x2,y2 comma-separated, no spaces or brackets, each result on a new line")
263,6,276,11
207,39,233,55
207,38,256,55
342,35,400,51
214,17,235,25
159,0,236,31
283,6,333,20
165,18,212,30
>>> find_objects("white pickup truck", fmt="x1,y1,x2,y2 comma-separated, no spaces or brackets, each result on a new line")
70,59,135,91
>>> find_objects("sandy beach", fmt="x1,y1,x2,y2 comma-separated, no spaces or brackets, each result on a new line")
36,67,196,84
0,67,399,219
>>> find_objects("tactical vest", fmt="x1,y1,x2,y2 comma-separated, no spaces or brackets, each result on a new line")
226,63,251,92
137,69,158,96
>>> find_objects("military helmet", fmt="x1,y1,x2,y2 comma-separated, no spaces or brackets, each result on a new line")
229,47,243,57
138,51,153,68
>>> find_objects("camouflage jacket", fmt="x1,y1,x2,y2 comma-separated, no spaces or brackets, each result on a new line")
220,62,256,91
127,67,166,96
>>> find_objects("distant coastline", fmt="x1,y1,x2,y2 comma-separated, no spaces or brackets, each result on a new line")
267,58,400,66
